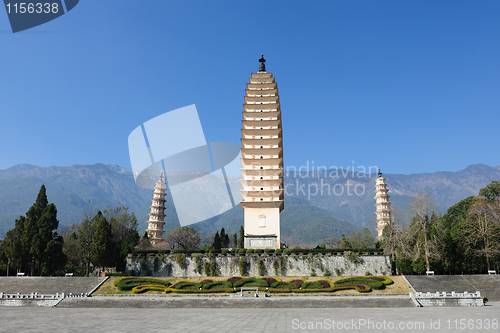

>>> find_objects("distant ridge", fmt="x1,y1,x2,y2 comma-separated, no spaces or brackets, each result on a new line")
0,163,498,246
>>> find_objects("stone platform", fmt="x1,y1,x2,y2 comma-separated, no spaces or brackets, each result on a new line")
58,294,414,308
0,277,107,295
405,274,500,301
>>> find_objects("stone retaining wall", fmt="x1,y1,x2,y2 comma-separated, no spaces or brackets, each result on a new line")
126,253,391,277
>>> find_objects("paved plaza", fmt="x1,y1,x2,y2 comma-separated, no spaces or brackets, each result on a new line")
1,302,498,333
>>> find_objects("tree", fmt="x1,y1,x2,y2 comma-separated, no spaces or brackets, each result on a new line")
104,205,140,271
337,234,352,249
90,211,114,271
407,191,439,272
77,213,97,276
232,233,238,248
213,231,221,250
220,228,230,248
2,185,66,276
347,228,375,249
381,205,402,275
63,232,83,269
462,198,500,271
238,225,244,248
165,227,201,249
479,180,500,201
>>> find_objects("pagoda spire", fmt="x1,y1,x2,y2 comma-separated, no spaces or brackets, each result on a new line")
146,172,167,246
258,54,266,72
374,170,392,241
240,56,284,249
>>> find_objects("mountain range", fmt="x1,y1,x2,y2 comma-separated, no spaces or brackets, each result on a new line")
0,163,499,246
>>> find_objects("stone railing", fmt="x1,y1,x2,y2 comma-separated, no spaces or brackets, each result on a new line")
410,291,483,307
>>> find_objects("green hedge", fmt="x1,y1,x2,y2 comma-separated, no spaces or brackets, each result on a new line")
171,281,202,290
132,285,167,294
300,281,324,289
233,277,269,288
335,277,386,290
270,281,298,289
115,277,171,291
202,281,233,290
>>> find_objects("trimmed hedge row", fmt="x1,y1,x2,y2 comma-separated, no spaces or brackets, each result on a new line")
132,248,383,256
115,277,171,291
114,276,392,294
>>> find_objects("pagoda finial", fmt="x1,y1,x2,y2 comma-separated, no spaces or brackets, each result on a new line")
159,171,164,182
378,169,382,178
259,54,266,72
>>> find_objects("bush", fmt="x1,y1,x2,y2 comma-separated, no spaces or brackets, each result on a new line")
153,256,159,272
275,249,282,254
318,280,331,288
265,249,275,253
192,254,202,274
334,276,390,291
115,277,171,291
289,279,304,288
323,269,331,277
200,279,213,284
238,258,247,276
203,261,210,276
246,249,254,254
221,249,229,254
226,276,242,284
261,277,278,285
171,281,202,290
301,281,323,289
257,259,265,276
202,281,233,290
269,281,297,289
237,249,246,254
174,253,186,269
233,277,269,288
254,249,263,254
132,285,167,294
283,249,293,254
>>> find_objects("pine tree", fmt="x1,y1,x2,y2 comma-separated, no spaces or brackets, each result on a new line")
220,228,226,248
213,231,221,250
238,225,244,248
91,211,114,272
232,233,238,249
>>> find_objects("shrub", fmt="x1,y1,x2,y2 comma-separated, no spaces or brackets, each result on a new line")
254,249,263,254
238,258,247,276
261,277,278,285
174,253,186,269
200,279,213,284
221,249,229,254
318,280,331,288
283,249,293,254
275,249,282,254
269,281,297,289
288,279,304,288
203,261,210,276
116,277,171,291
209,258,219,277
132,285,166,294
273,259,279,275
192,253,203,274
233,277,269,288
365,271,372,276
265,249,275,253
334,276,389,291
310,270,316,277
153,256,159,272
246,249,254,254
202,281,233,290
323,269,331,277
257,259,265,276
172,281,202,290
301,281,323,289
226,276,242,284
237,249,246,254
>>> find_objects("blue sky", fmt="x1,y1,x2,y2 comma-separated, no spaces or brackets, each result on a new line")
1,0,499,175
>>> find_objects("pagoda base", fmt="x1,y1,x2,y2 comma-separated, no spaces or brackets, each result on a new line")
244,234,278,249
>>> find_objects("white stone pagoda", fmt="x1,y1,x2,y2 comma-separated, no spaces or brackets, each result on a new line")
239,55,284,249
374,169,392,241
146,172,167,246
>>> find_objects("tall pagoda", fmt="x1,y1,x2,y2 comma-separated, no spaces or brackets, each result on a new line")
239,55,284,249
146,172,167,246
374,170,392,241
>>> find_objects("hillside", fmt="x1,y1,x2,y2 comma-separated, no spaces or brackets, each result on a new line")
0,163,498,246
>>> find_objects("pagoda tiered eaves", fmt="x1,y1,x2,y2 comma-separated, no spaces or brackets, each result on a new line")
240,59,284,249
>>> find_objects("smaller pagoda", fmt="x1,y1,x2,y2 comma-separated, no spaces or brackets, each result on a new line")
146,172,167,246
374,169,392,241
